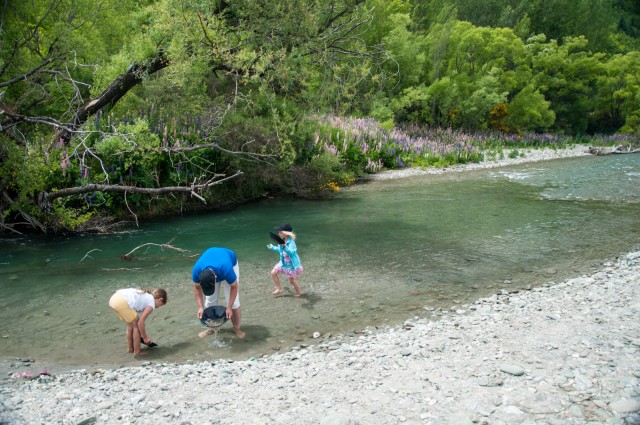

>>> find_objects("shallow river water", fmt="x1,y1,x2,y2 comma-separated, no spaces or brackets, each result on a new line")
1,154,638,369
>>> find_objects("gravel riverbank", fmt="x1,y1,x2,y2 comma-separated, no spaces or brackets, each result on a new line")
360,144,592,181
2,145,639,425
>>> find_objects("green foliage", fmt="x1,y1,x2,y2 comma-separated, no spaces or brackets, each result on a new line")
0,139,46,210
1,0,139,128
2,0,640,233
507,86,555,132
457,87,507,130
508,149,521,159
592,51,640,133
0,136,91,232
50,202,95,231
382,14,429,92
415,0,632,53
390,85,431,124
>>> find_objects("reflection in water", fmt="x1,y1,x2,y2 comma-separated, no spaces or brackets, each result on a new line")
0,154,639,368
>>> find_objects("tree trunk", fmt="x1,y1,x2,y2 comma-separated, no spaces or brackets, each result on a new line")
53,54,169,145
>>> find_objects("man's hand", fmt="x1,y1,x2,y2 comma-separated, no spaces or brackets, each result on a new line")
197,307,204,319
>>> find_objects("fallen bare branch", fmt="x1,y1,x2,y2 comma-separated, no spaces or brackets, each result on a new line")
121,241,192,260
99,268,143,272
0,222,23,235
124,191,139,227
80,248,102,262
38,170,242,209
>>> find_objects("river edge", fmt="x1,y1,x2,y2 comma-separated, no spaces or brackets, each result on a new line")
3,144,640,424
2,250,638,424
358,143,592,181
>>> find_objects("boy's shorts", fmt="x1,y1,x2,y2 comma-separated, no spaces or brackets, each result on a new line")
109,293,136,323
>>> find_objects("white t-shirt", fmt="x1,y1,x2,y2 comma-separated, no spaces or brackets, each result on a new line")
116,288,155,312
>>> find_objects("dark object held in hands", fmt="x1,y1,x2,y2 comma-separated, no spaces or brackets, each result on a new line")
200,305,229,328
270,231,285,245
140,338,158,347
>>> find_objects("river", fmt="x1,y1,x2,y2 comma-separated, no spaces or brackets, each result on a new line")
0,153,638,369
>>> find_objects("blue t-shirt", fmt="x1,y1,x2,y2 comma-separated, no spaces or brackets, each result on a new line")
191,247,238,285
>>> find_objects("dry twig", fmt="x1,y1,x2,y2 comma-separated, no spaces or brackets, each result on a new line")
121,241,191,260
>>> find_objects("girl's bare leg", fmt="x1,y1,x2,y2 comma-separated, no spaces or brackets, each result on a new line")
126,325,134,353
130,320,145,356
271,268,283,295
289,277,302,297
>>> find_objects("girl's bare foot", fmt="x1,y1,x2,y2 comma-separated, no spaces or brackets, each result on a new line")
272,288,283,295
234,329,246,338
294,292,302,297
133,350,149,357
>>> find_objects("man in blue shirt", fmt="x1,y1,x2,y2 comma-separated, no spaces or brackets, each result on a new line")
191,247,245,338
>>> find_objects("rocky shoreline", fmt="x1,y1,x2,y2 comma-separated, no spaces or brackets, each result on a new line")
360,144,592,181
2,145,640,425
2,249,638,425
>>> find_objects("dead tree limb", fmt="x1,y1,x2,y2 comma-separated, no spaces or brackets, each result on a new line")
38,170,242,210
52,53,170,145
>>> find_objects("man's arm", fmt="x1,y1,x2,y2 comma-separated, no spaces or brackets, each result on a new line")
193,284,205,318
226,281,239,318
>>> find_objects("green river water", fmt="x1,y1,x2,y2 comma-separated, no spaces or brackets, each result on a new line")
1,153,639,369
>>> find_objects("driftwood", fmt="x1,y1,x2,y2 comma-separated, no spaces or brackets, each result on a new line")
588,145,640,156
78,239,193,264
120,241,192,261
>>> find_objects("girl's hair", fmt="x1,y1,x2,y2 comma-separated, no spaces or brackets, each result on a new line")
141,288,168,304
281,230,296,240
152,288,168,304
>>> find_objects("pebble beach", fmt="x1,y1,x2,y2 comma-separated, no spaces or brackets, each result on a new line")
2,145,640,425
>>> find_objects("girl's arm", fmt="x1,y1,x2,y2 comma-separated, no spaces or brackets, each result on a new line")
267,244,281,252
137,306,154,344
283,240,297,256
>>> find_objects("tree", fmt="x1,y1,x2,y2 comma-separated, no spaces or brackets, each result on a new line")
592,51,640,132
525,35,604,134
381,13,428,92
1,0,381,233
507,85,555,131
0,0,139,143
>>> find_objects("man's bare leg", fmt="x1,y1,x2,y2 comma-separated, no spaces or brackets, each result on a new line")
231,308,246,338
198,328,217,338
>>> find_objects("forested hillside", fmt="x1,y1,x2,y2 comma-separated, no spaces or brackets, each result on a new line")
1,0,639,234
